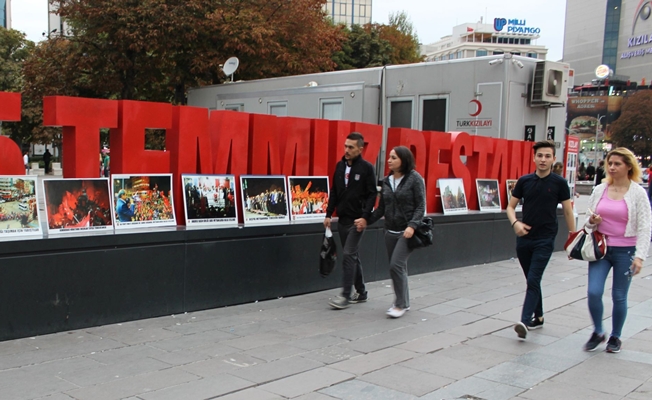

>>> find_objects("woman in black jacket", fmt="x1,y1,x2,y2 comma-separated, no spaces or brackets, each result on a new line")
361,146,426,318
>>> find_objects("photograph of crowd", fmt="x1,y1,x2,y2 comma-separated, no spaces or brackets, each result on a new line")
240,176,289,225
112,174,176,228
476,179,501,212
506,179,524,211
439,178,468,215
43,178,113,234
182,174,237,227
0,176,42,237
288,176,329,222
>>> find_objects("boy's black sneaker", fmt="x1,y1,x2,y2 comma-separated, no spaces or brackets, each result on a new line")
528,317,544,330
350,291,368,303
606,336,622,353
584,332,606,352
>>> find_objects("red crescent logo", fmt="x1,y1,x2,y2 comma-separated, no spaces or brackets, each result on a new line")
469,100,482,117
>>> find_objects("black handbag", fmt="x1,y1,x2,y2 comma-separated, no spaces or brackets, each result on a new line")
391,180,433,250
319,228,337,277
408,217,434,249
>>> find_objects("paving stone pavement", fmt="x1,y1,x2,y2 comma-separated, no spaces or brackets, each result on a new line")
3,196,652,399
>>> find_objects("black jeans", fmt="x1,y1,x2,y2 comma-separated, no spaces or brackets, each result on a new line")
338,221,366,299
516,236,555,324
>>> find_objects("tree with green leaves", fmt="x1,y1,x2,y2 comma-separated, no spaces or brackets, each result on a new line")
609,90,652,163
380,12,422,65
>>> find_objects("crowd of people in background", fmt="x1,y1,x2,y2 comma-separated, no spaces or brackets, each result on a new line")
245,189,287,216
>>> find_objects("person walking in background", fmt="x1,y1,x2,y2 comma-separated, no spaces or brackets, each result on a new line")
43,149,52,175
579,162,587,180
582,148,651,353
103,152,110,177
507,140,576,340
23,151,29,174
363,146,426,318
595,160,606,185
552,162,564,176
586,162,596,181
324,132,377,309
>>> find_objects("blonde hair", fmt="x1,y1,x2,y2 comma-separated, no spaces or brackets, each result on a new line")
604,147,642,184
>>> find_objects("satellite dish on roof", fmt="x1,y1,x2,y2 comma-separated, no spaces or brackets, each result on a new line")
222,57,239,81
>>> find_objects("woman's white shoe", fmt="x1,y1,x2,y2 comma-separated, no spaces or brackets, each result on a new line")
386,307,407,318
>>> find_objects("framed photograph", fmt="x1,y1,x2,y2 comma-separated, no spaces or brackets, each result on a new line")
439,178,468,215
240,175,289,226
43,178,113,234
506,179,523,211
476,179,501,212
182,174,238,228
287,176,329,222
0,176,43,238
111,174,176,229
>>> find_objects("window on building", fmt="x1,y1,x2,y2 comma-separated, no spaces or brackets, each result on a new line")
268,102,288,117
457,51,464,59
493,51,503,55
320,99,343,120
526,52,538,58
390,100,413,129
508,38,515,44
421,97,448,132
224,104,244,112
602,0,622,72
512,52,520,56
476,50,488,57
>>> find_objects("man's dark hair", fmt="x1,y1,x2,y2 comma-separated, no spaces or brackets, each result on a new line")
532,140,555,153
347,132,365,148
393,146,415,174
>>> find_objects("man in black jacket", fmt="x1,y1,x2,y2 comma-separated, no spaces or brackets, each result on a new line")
324,132,377,309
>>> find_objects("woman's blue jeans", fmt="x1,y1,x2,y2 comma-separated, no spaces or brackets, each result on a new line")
587,246,635,338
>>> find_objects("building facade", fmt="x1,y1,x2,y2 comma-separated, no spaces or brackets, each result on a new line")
323,0,372,26
564,0,652,85
1,0,10,29
421,20,547,62
48,1,68,37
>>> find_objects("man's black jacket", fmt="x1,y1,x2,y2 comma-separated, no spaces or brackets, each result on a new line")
326,155,377,224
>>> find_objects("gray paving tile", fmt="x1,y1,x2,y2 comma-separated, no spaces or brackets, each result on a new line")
418,376,503,400
512,351,583,373
217,388,285,400
148,329,238,352
138,374,255,400
242,342,309,361
517,380,621,400
464,333,542,356
395,332,466,354
33,394,77,400
180,353,264,377
302,345,364,365
433,343,514,369
342,326,432,354
259,367,355,398
447,317,511,339
320,379,416,399
328,348,417,375
475,361,557,389
289,334,349,351
399,353,486,380
358,365,453,396
64,367,201,400
229,355,324,384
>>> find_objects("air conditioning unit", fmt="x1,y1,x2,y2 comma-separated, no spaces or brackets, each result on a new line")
530,61,570,107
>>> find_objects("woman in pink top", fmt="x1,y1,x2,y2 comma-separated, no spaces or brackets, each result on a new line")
583,148,651,353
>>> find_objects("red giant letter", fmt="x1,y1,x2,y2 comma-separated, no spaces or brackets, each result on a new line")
43,96,118,177
110,100,172,174
0,92,24,175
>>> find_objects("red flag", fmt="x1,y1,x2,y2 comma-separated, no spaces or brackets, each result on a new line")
467,27,474,32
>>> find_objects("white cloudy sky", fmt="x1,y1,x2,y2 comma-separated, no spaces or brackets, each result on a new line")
11,0,567,60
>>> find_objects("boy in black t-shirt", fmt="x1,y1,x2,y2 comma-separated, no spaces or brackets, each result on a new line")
507,140,576,339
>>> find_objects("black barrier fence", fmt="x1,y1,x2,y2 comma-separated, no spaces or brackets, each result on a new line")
0,211,569,341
